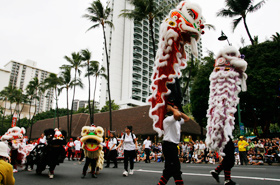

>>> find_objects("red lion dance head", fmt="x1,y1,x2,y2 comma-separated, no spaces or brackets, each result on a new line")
148,0,205,137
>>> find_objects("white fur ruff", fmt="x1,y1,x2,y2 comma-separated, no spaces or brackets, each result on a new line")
205,69,241,151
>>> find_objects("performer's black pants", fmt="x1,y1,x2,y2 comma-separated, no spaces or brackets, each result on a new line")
162,141,183,182
239,151,248,165
79,149,84,161
144,148,151,163
68,150,74,160
214,138,235,181
49,164,56,174
83,157,96,174
124,150,135,171
106,149,118,167
11,149,18,169
222,140,235,170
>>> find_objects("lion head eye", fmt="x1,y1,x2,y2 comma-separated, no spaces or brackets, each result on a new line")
187,9,198,20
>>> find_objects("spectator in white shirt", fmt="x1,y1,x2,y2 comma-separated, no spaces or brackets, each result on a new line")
105,132,118,168
117,126,138,177
198,140,206,156
143,136,152,163
74,137,81,160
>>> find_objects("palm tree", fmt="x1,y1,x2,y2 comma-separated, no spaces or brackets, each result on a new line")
84,0,114,130
271,32,280,42
5,85,17,123
119,0,171,58
59,67,83,139
26,77,40,138
217,0,266,46
44,73,63,128
17,93,28,127
37,82,46,114
0,88,9,128
62,52,83,137
81,49,94,124
85,60,106,123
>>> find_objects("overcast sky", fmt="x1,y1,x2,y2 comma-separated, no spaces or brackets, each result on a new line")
0,0,279,108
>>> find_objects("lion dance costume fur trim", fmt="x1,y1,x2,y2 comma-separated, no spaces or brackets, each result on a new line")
80,125,104,170
206,46,247,152
1,126,34,166
148,0,205,137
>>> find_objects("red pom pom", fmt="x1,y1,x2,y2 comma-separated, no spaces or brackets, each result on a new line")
200,24,204,29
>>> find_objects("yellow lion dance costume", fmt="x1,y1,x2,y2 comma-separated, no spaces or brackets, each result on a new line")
80,125,104,178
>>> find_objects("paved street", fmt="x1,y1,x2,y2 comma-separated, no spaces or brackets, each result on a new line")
14,160,280,185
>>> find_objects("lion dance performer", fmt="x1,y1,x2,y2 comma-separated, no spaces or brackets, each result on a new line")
206,46,247,185
147,1,205,185
80,124,104,179
1,126,33,172
29,128,67,179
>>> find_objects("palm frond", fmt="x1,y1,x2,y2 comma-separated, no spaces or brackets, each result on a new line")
205,24,216,31
104,20,114,29
232,16,242,31
248,0,266,13
86,24,100,32
217,8,239,18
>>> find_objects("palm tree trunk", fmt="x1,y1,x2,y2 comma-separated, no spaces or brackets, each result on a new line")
10,103,13,123
243,17,254,45
29,98,38,139
149,19,156,59
102,25,112,131
18,102,26,127
38,94,42,114
1,99,7,128
55,87,60,128
92,75,98,123
70,71,77,138
28,97,32,128
87,61,92,124
67,87,70,140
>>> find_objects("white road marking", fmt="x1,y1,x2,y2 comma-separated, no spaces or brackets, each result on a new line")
184,166,265,170
136,169,280,182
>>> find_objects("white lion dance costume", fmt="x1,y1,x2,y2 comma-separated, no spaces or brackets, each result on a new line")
1,126,34,171
206,46,247,152
148,0,205,137
80,125,104,178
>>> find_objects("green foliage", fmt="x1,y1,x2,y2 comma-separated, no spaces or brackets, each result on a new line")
75,105,99,114
100,100,120,112
239,41,280,135
190,52,215,128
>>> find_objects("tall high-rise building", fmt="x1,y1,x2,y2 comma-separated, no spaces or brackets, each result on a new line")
2,60,54,113
99,0,203,109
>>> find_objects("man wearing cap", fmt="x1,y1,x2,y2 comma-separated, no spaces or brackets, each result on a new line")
0,142,15,185
238,136,249,165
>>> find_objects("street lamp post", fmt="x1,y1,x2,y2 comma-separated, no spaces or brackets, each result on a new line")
218,31,231,46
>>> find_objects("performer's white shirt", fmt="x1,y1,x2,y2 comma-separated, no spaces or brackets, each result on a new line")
121,133,136,151
143,139,152,149
38,136,46,144
163,115,184,144
74,140,81,150
199,143,206,150
108,138,117,150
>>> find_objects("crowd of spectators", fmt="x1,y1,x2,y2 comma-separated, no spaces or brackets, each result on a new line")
133,136,280,166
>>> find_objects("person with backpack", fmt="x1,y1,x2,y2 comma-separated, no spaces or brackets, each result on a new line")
116,126,138,177
105,132,118,168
